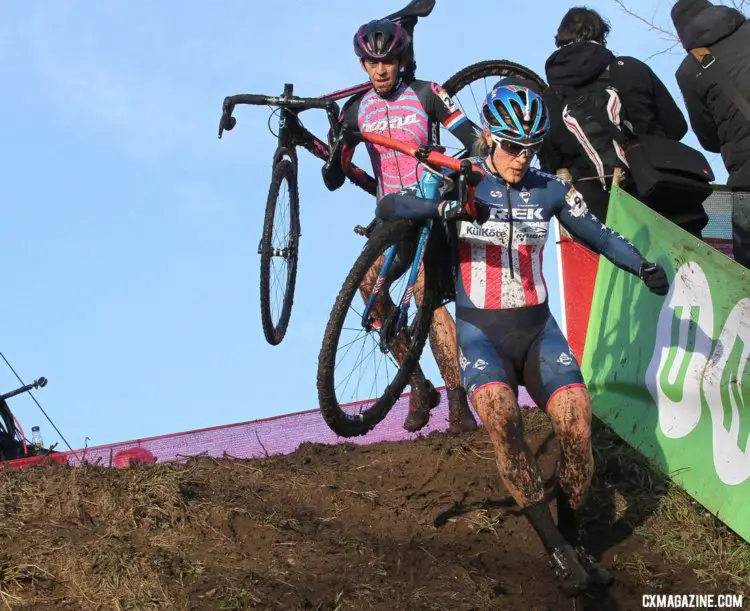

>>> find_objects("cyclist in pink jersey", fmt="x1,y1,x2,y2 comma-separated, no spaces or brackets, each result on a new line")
322,19,479,434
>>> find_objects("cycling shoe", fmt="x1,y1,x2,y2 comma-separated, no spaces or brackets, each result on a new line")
403,376,440,432
576,546,614,587
549,544,592,597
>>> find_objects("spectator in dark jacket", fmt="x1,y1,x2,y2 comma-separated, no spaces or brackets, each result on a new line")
671,0,750,269
538,7,690,225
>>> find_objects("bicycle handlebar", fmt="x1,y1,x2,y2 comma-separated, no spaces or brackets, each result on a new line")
218,91,340,139
360,132,482,179
226,93,333,110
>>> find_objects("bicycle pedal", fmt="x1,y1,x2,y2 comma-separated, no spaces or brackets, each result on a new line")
549,546,591,597
550,549,573,580
576,547,613,587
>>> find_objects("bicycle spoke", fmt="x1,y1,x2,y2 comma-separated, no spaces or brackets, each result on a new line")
334,330,368,371
336,334,375,401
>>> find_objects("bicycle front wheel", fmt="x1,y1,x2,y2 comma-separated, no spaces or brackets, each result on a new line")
317,219,439,438
259,157,300,346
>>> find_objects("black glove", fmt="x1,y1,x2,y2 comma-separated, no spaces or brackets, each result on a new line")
440,200,473,222
640,262,669,296
338,121,361,147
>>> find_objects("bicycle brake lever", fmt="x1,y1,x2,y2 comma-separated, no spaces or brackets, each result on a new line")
218,98,237,139
458,159,482,220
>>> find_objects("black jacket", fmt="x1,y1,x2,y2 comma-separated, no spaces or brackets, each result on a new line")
538,41,688,180
672,0,750,189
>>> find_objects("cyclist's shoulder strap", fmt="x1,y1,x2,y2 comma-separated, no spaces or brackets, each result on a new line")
551,62,614,100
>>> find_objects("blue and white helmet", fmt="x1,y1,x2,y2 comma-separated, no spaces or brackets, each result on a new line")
481,84,549,144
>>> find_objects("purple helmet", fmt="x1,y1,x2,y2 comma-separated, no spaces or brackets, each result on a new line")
353,19,409,62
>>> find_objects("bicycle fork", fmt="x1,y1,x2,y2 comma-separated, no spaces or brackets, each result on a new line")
360,171,441,352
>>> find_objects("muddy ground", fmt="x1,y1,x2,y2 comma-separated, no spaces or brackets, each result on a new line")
0,410,745,610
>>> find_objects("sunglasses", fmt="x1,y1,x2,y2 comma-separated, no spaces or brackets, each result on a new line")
490,134,543,158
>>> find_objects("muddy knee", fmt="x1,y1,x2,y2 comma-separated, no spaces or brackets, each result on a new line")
548,387,594,507
474,383,545,507
473,384,522,439
548,386,591,445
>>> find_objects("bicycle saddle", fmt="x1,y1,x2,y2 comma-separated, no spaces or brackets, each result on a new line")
385,0,436,23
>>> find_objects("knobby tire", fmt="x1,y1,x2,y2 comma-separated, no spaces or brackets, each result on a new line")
442,59,547,96
317,219,438,438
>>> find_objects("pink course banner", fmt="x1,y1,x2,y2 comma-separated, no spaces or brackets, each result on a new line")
3,386,537,471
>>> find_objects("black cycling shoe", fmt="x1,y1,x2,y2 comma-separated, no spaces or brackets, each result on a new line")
549,544,592,597
576,546,614,588
403,375,440,432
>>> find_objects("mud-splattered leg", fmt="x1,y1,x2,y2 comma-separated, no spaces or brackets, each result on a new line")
359,254,407,362
546,385,594,547
413,263,477,432
472,383,593,594
472,384,547,508
546,386,594,510
547,386,612,586
359,255,438,431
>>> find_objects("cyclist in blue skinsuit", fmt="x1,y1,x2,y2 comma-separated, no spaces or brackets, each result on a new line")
377,84,670,595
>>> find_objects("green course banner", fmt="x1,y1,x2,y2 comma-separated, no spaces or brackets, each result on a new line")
580,186,750,543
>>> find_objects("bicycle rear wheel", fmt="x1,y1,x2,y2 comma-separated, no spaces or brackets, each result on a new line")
317,219,439,438
440,59,547,161
259,156,300,346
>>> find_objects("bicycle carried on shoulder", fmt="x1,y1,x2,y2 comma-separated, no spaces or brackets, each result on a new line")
217,1,545,346
216,0,432,346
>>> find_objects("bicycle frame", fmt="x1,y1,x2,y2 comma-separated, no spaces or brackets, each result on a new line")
356,132,481,350
360,172,441,349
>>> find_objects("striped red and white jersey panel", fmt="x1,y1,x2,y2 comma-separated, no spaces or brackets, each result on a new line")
456,219,548,310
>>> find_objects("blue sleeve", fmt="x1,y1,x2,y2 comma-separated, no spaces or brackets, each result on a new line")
376,185,442,221
555,185,644,276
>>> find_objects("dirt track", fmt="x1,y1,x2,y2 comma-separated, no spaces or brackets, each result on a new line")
0,410,739,610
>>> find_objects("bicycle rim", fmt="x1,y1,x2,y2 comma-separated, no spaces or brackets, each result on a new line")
259,158,300,345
